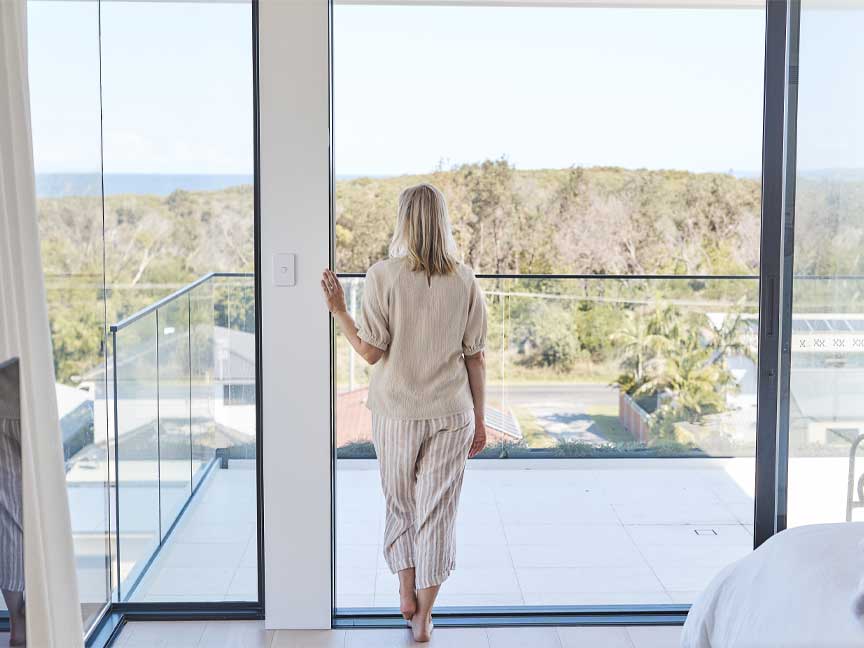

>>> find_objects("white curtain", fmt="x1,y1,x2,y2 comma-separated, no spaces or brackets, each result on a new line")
0,1,86,646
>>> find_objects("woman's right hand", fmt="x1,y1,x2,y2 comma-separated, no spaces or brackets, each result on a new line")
321,269,347,314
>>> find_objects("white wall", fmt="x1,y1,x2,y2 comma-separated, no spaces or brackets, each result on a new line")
259,0,332,629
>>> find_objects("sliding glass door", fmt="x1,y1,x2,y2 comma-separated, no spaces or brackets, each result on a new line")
27,0,260,635
99,0,258,604
27,0,110,631
332,0,766,611
783,1,864,530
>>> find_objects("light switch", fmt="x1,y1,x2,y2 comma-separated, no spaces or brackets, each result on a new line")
273,253,296,287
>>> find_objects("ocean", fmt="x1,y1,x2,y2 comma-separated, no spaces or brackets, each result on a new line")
36,173,255,198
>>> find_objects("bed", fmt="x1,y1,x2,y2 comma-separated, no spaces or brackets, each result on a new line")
681,522,864,648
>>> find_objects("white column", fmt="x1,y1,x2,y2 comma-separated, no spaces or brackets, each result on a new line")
259,0,332,629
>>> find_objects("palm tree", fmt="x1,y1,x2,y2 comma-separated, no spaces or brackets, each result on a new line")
615,303,742,436
661,346,727,419
703,301,755,366
611,307,672,394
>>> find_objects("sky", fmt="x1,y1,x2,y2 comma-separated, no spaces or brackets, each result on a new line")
333,5,766,176
25,1,864,177
28,1,254,175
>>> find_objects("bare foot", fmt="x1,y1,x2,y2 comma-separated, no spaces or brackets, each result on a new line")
399,587,417,621
9,609,25,646
410,611,433,643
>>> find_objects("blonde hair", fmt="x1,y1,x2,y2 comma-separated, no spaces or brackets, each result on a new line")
389,183,460,279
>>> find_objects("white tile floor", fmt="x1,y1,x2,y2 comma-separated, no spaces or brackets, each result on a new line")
336,458,756,608
129,461,258,602
112,620,683,648
135,455,855,608
131,457,754,606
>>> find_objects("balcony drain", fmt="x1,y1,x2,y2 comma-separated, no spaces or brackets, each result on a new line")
694,528,718,536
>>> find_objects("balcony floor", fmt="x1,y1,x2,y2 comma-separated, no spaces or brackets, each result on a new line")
131,455,854,607
336,457,756,609
130,460,258,602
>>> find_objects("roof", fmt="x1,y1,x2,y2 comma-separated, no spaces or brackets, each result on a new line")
214,326,256,381
336,388,523,446
790,368,864,421
82,325,256,383
56,383,91,418
485,407,522,440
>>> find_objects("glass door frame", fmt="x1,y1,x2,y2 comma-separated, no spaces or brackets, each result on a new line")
329,0,802,627
754,0,800,549
78,1,265,644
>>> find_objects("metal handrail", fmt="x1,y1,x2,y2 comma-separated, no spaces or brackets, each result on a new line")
336,272,760,280
110,271,254,332
109,270,864,332
337,272,864,281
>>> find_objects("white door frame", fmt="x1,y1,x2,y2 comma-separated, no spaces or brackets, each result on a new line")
259,0,333,629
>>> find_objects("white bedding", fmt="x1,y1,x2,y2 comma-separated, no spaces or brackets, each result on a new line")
681,523,864,648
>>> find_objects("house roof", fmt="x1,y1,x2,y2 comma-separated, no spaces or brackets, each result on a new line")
82,325,256,384
214,326,255,381
336,387,522,447
790,368,864,422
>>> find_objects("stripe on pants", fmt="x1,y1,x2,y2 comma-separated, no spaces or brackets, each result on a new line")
371,411,474,590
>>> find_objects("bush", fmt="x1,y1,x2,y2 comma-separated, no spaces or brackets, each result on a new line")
513,302,582,372
575,303,620,362
337,441,376,459
554,441,619,457
554,438,702,458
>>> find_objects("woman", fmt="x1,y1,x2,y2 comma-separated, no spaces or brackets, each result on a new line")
321,183,487,643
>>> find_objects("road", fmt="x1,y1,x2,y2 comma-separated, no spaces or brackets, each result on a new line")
486,383,622,445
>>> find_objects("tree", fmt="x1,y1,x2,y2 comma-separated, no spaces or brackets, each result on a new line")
511,301,582,372
612,303,745,440
611,307,672,393
449,158,521,272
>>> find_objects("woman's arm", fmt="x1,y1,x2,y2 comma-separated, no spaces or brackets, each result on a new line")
464,351,486,457
321,269,385,365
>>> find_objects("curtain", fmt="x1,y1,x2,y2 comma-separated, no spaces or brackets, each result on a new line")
0,1,86,646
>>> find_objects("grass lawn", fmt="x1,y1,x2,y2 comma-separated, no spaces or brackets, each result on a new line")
512,406,556,448
585,403,634,445
487,363,618,386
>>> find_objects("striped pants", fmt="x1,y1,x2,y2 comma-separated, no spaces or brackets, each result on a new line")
372,411,474,590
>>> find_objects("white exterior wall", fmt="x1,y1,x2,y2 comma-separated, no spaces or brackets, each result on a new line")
259,0,333,629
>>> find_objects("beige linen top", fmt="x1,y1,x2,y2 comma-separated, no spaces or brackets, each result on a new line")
357,258,487,420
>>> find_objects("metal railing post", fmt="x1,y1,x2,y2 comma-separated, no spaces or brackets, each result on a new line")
155,309,162,545
188,293,193,499
111,330,121,601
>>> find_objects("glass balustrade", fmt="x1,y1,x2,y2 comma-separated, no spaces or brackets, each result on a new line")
335,275,759,460
110,272,254,600
334,274,760,609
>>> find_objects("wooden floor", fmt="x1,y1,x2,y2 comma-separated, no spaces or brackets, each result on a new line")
112,620,683,647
